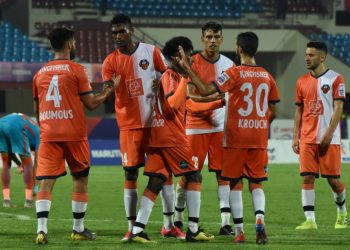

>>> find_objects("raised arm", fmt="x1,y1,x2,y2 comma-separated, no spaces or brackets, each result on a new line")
177,46,218,96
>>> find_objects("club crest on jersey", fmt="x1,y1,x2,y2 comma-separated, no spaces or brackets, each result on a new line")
217,72,229,86
139,59,149,70
179,161,189,169
321,84,330,94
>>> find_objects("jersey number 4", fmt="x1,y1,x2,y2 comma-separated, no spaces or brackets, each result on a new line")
46,75,62,107
238,82,269,117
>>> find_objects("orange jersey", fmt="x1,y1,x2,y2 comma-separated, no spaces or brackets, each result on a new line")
148,69,189,147
215,65,280,148
33,60,92,142
102,43,167,130
186,53,234,134
295,69,346,144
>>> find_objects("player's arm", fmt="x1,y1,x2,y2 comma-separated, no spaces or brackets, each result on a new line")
187,83,222,102
186,99,224,114
268,102,277,124
167,77,187,109
177,46,217,96
10,153,21,166
320,100,343,148
33,99,40,125
292,104,303,154
81,75,120,110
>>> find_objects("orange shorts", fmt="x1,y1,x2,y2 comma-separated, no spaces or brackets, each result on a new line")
144,146,199,180
36,140,90,180
119,128,150,169
221,148,268,182
299,143,341,178
187,132,223,172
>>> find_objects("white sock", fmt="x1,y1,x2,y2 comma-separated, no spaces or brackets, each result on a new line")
333,189,347,213
302,189,315,221
133,196,155,234
36,200,51,234
175,183,186,223
186,190,200,233
124,188,138,230
218,184,231,226
230,190,243,231
72,201,87,232
160,184,175,230
252,188,265,224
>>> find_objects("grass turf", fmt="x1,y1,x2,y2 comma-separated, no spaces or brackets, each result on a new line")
0,164,350,249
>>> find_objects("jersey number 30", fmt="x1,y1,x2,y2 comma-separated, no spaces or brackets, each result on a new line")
46,75,62,107
238,82,269,117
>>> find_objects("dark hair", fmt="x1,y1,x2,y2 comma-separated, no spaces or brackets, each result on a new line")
48,27,74,51
110,14,132,27
201,21,222,35
236,32,259,57
307,41,327,54
162,36,193,61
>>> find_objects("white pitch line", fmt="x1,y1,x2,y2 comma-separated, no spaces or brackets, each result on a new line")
0,212,31,220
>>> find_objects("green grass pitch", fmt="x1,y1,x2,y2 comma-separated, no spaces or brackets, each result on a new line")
1,164,350,249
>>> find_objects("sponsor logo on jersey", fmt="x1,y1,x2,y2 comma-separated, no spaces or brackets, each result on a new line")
321,84,330,94
338,83,345,97
179,160,189,169
139,59,149,70
217,72,230,86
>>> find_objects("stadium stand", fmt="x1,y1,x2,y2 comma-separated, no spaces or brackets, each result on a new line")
0,21,53,62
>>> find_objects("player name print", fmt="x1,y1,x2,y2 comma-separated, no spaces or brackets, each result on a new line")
38,64,70,74
39,109,73,121
238,118,268,129
240,70,270,79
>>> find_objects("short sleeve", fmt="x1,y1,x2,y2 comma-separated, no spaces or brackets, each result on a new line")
161,71,180,98
153,47,167,73
295,78,303,105
214,66,238,93
268,74,280,103
333,75,346,100
101,54,115,81
76,65,92,95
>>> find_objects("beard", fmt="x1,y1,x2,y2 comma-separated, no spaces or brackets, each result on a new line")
70,49,76,60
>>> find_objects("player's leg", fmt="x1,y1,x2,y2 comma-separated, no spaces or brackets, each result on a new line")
183,171,214,241
130,176,165,243
174,176,186,229
222,148,246,243
120,129,144,240
160,176,176,232
328,178,347,228
65,140,96,241
296,143,318,230
35,142,66,244
245,149,269,244
320,144,347,228
20,155,34,207
208,132,233,235
1,153,12,207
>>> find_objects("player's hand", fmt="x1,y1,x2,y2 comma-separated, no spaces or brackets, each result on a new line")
176,45,191,71
292,138,300,154
152,79,160,92
104,75,121,93
16,165,24,174
320,132,332,148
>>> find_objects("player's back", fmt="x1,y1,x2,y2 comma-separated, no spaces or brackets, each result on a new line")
33,60,92,142
221,65,280,148
102,42,167,130
186,53,233,134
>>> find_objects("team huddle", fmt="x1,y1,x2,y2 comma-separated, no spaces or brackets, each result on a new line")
0,13,347,245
